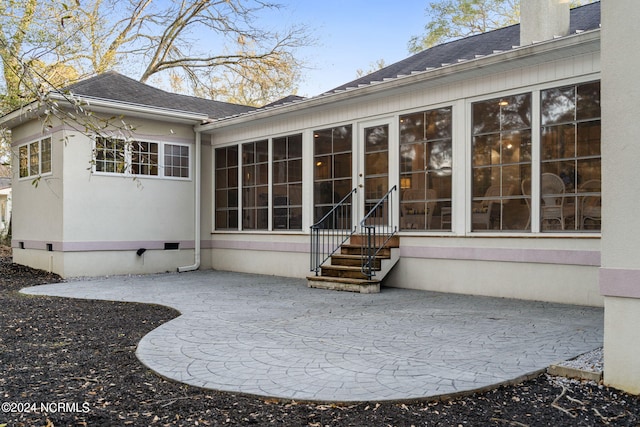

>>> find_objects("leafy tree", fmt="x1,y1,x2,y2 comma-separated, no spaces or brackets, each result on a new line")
409,0,593,53
356,59,387,78
0,0,311,162
0,0,310,113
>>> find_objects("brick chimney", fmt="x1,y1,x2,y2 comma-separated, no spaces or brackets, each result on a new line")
520,0,570,46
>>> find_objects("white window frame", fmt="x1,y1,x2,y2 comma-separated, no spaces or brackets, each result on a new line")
18,137,53,179
465,77,601,236
163,142,191,179
92,136,191,180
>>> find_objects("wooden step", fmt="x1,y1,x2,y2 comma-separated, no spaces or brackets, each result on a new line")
340,244,392,257
307,276,381,294
320,264,373,280
330,254,382,269
349,234,400,248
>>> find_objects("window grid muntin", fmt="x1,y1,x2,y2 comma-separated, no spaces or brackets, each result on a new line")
272,134,303,230
18,137,54,178
95,137,127,173
215,145,239,230
471,93,532,231
131,141,159,176
94,137,190,179
165,144,190,178
242,140,269,230
540,81,601,232
400,107,453,231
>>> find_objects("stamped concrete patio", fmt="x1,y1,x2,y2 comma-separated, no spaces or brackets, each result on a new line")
22,270,604,402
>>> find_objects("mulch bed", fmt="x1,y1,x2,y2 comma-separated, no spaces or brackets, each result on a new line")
1,247,639,426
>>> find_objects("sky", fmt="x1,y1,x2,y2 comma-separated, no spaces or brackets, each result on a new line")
261,1,430,97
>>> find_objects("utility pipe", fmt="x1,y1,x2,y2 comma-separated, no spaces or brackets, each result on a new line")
178,129,201,272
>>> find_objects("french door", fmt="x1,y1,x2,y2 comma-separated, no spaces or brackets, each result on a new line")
358,120,391,227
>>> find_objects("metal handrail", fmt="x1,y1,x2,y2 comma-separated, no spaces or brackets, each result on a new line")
310,188,357,276
359,185,397,279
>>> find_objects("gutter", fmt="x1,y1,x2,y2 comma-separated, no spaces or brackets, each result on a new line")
178,129,202,272
195,28,600,133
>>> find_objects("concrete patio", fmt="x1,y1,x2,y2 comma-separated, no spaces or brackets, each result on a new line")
22,270,604,402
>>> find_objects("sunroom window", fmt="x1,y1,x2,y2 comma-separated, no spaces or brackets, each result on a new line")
540,81,601,231
215,145,239,230
472,94,532,231
400,108,452,231
242,140,269,230
313,125,353,224
273,134,302,230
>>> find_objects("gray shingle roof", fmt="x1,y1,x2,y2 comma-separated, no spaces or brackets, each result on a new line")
328,2,600,94
62,72,255,119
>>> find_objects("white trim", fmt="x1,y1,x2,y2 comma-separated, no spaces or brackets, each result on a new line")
197,30,600,133
16,136,54,181
90,135,193,181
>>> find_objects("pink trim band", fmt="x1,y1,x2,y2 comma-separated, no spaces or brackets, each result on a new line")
209,239,308,253
400,246,600,266
12,240,195,252
599,268,640,298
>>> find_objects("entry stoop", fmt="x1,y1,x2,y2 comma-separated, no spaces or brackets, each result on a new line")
307,235,399,293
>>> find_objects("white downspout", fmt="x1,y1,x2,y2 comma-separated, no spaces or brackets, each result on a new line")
178,129,201,272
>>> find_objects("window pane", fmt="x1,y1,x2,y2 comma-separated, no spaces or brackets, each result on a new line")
19,145,28,178
164,143,189,178
542,124,575,160
313,125,353,222
577,121,601,157
541,86,575,125
215,146,239,230
577,81,601,121
29,142,39,175
41,138,52,174
288,134,303,158
502,130,531,164
273,137,287,160
501,94,532,130
334,153,352,178
132,141,159,176
472,94,531,231
540,81,600,232
332,126,352,153
273,161,287,184
426,108,452,140
242,140,269,230
400,143,424,173
400,112,424,144
255,140,268,162
400,107,453,231
365,125,388,151
95,137,125,174
288,159,302,182
473,100,500,134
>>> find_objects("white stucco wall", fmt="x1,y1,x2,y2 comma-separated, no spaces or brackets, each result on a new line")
203,35,602,306
10,119,64,272
11,114,199,277
600,0,640,395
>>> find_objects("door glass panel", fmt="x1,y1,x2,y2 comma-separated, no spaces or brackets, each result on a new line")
364,124,389,223
313,125,353,223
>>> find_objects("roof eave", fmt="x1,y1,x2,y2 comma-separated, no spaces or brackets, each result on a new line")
0,92,209,129
197,29,600,133
48,93,209,124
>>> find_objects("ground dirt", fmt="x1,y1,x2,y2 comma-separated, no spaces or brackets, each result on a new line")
1,246,639,426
